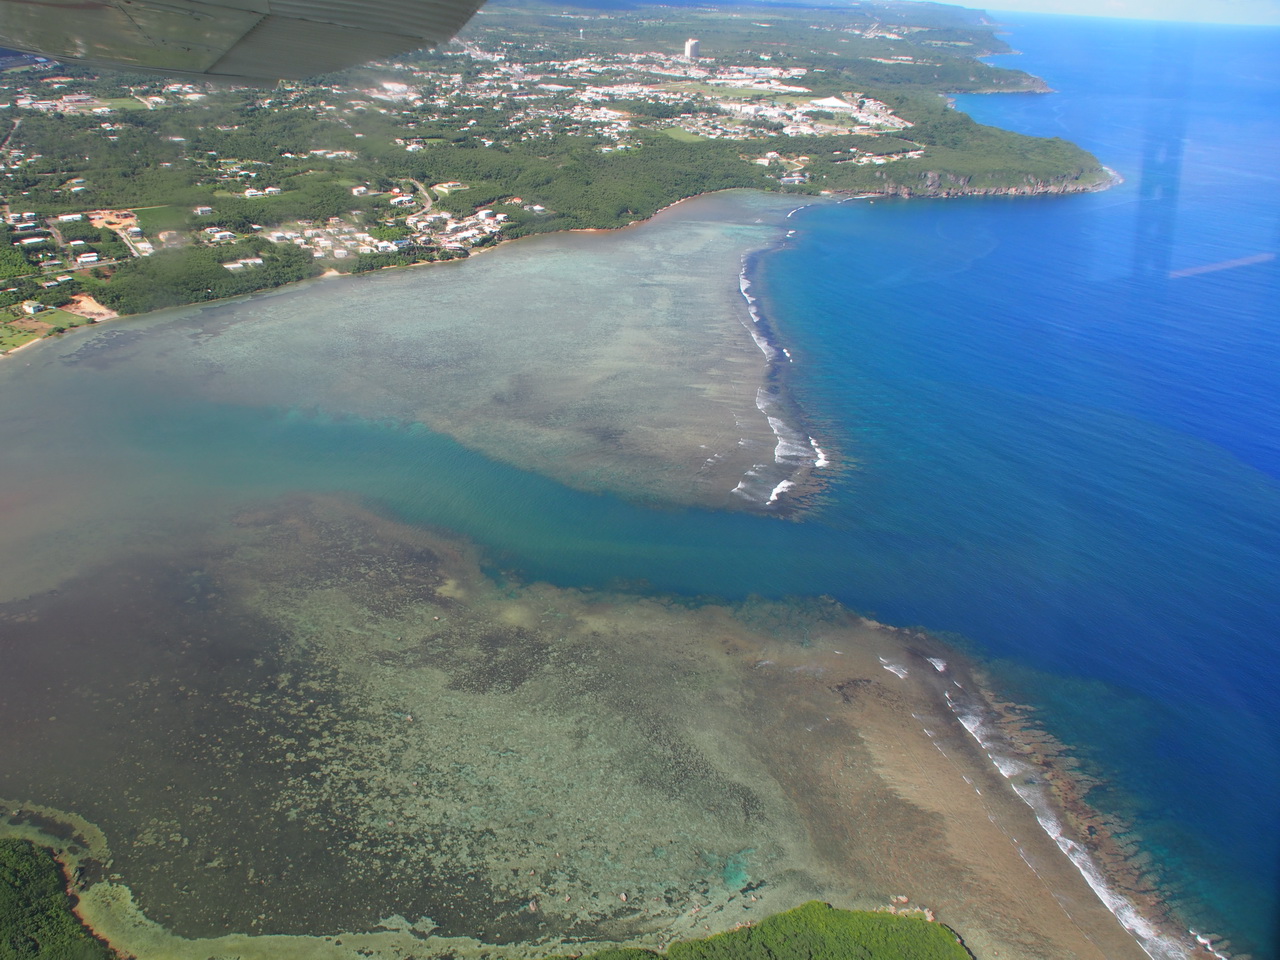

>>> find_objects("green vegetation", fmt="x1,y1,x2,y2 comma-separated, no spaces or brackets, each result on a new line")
0,837,964,960
662,128,706,143
548,902,970,960
789,97,1107,195
0,838,116,960
0,225,35,280
414,135,777,233
91,240,324,315
55,221,109,243
667,902,969,960
131,205,190,234
0,0,1109,330
26,307,87,330
0,324,42,352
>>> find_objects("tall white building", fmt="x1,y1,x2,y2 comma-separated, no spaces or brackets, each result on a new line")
684,38,700,58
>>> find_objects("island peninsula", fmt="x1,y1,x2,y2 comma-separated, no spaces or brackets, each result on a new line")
0,0,1110,349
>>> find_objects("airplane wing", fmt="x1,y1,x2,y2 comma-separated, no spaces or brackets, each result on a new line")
0,0,489,81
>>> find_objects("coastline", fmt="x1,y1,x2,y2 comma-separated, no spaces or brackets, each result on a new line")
940,671,1216,960
0,329,54,359
0,166,1120,363
730,231,834,512
32,189,806,516
718,194,1213,960
696,190,1214,960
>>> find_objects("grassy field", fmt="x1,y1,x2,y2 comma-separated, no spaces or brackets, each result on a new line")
101,97,151,111
0,322,43,352
131,205,191,234
660,81,811,105
662,127,705,142
0,307,90,352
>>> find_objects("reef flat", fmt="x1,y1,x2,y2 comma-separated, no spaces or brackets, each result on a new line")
1,494,1150,960
37,191,809,513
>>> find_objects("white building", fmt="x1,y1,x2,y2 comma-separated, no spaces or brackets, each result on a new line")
684,38,700,58
807,97,856,111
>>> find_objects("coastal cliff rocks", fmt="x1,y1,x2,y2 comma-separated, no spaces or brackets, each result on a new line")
870,170,1112,199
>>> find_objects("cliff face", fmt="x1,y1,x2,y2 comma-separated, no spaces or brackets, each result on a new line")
873,168,1117,198
963,77,1055,94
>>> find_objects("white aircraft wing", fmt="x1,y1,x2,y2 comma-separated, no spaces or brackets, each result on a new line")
0,0,488,80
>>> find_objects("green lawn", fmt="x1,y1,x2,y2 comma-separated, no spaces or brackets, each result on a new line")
40,307,90,328
0,324,41,352
661,81,803,101
131,205,190,234
662,127,705,142
0,307,91,351
101,97,151,111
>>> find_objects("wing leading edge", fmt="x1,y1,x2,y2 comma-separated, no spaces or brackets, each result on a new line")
0,0,489,80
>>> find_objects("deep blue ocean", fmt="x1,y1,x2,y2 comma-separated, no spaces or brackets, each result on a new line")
753,14,1280,955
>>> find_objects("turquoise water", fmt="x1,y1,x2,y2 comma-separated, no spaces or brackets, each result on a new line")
0,13,1276,958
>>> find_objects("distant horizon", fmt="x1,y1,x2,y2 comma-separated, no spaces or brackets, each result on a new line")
974,0,1280,26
